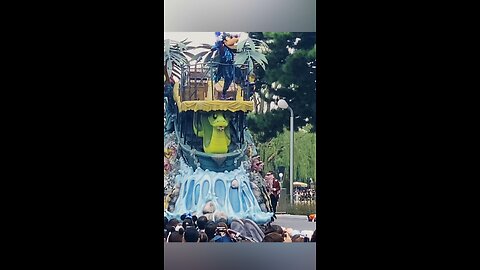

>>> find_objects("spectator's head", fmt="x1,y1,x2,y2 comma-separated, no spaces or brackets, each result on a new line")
182,218,196,230
181,214,197,224
291,234,309,242
199,231,208,242
166,218,180,232
311,230,316,242
263,233,284,242
183,227,200,242
205,221,217,241
197,216,208,230
265,172,275,184
251,156,264,172
168,231,183,242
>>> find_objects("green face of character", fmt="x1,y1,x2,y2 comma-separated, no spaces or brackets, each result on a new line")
208,113,229,131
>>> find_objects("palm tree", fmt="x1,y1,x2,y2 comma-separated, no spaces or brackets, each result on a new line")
234,37,269,74
164,39,195,81
193,36,270,77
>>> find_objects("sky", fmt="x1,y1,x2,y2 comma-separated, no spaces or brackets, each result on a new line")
164,32,218,45
164,32,248,54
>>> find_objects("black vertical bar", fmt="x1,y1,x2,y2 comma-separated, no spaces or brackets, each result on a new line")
183,113,187,145
180,65,185,102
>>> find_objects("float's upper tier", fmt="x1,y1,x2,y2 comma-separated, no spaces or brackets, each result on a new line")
173,81,253,112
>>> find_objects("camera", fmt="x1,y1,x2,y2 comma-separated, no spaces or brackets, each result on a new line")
216,227,228,234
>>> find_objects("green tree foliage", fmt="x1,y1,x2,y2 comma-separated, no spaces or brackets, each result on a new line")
256,124,316,190
247,32,316,142
246,110,289,143
163,39,196,80
234,38,269,74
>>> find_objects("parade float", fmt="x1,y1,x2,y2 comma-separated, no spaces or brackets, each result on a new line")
164,33,275,224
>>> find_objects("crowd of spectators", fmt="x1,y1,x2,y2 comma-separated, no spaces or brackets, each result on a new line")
163,214,316,243
294,188,316,203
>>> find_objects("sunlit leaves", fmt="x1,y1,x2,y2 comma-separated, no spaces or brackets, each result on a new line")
255,125,316,182
164,39,195,80
235,38,269,74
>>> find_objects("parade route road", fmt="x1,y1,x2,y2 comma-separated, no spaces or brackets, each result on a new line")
271,214,317,231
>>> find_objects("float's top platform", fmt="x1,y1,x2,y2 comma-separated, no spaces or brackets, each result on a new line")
173,81,253,112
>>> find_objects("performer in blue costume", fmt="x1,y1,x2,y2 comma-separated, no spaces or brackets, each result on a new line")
211,32,241,100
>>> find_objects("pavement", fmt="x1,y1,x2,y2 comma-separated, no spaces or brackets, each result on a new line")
271,214,317,231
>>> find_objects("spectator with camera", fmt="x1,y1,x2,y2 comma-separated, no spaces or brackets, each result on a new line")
210,222,233,242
